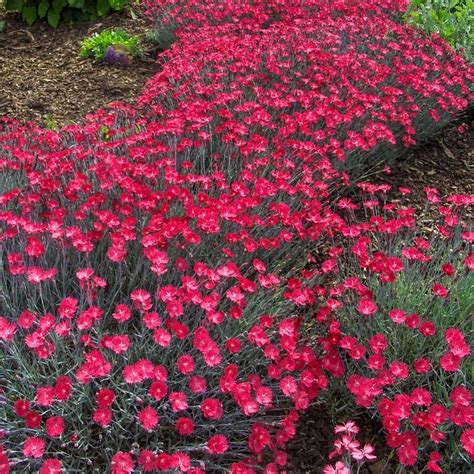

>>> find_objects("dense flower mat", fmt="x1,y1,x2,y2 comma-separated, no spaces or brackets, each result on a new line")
0,0,473,472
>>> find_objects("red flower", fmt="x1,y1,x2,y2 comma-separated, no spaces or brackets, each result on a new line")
112,304,132,323
460,429,474,460
53,376,72,402
432,283,448,298
45,416,65,438
440,352,461,372
25,411,42,429
207,434,229,454
40,458,63,474
36,386,54,406
176,417,194,436
149,381,168,400
169,392,188,412
450,386,472,406
188,376,207,394
93,407,112,427
111,452,134,474
23,436,46,458
177,354,195,375
137,450,156,472
138,406,159,431
201,398,223,420
413,358,431,374
426,452,442,473
357,297,377,316
96,388,115,407
15,399,30,417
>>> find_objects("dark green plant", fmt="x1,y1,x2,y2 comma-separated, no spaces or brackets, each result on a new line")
405,0,474,61
4,0,129,28
79,27,140,62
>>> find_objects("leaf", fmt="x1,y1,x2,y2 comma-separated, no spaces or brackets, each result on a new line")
22,5,38,25
38,0,49,18
97,0,110,16
68,0,84,8
52,0,66,12
108,0,126,10
47,8,60,27
0,20,5,32
5,0,23,11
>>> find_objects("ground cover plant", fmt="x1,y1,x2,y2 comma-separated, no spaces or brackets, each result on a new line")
0,0,473,472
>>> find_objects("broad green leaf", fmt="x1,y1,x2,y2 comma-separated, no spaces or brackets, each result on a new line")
38,0,49,18
97,0,110,16
47,8,60,27
22,5,38,25
5,0,23,11
68,0,84,8
52,0,66,12
108,0,126,10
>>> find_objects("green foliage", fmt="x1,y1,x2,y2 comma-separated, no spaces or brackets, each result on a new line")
405,0,474,61
0,20,6,33
79,27,141,62
4,0,129,27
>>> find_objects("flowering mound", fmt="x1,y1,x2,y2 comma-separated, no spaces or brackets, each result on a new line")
0,0,473,472
316,186,473,471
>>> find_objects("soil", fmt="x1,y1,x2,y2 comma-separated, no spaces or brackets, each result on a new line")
0,3,161,127
0,5,473,474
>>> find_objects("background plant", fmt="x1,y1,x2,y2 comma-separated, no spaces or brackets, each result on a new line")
4,0,129,28
404,0,474,61
79,28,141,61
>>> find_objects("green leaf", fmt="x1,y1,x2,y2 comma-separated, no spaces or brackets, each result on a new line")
47,8,60,27
97,0,110,16
38,0,49,18
67,0,84,8
5,0,23,11
0,20,6,32
52,0,66,12
22,5,38,25
108,0,126,10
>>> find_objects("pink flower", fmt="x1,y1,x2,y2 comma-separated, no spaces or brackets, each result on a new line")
334,421,360,435
323,461,350,474
138,406,159,431
201,398,223,420
176,417,194,436
206,434,229,454
351,443,377,461
23,436,46,458
111,452,134,474
45,416,65,438
461,429,474,460
169,392,188,412
357,297,378,316
40,458,63,474
96,388,115,407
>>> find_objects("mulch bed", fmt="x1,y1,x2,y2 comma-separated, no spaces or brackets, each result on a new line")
1,6,473,474
0,4,161,127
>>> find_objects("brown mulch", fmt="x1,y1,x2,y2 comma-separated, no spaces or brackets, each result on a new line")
0,4,161,128
381,114,474,204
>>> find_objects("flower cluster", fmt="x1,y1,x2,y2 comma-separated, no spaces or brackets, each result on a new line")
323,421,377,474
0,0,473,472
316,186,473,471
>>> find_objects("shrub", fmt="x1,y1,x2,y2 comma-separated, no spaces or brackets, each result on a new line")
79,28,141,63
316,185,473,471
405,0,474,62
4,0,129,28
